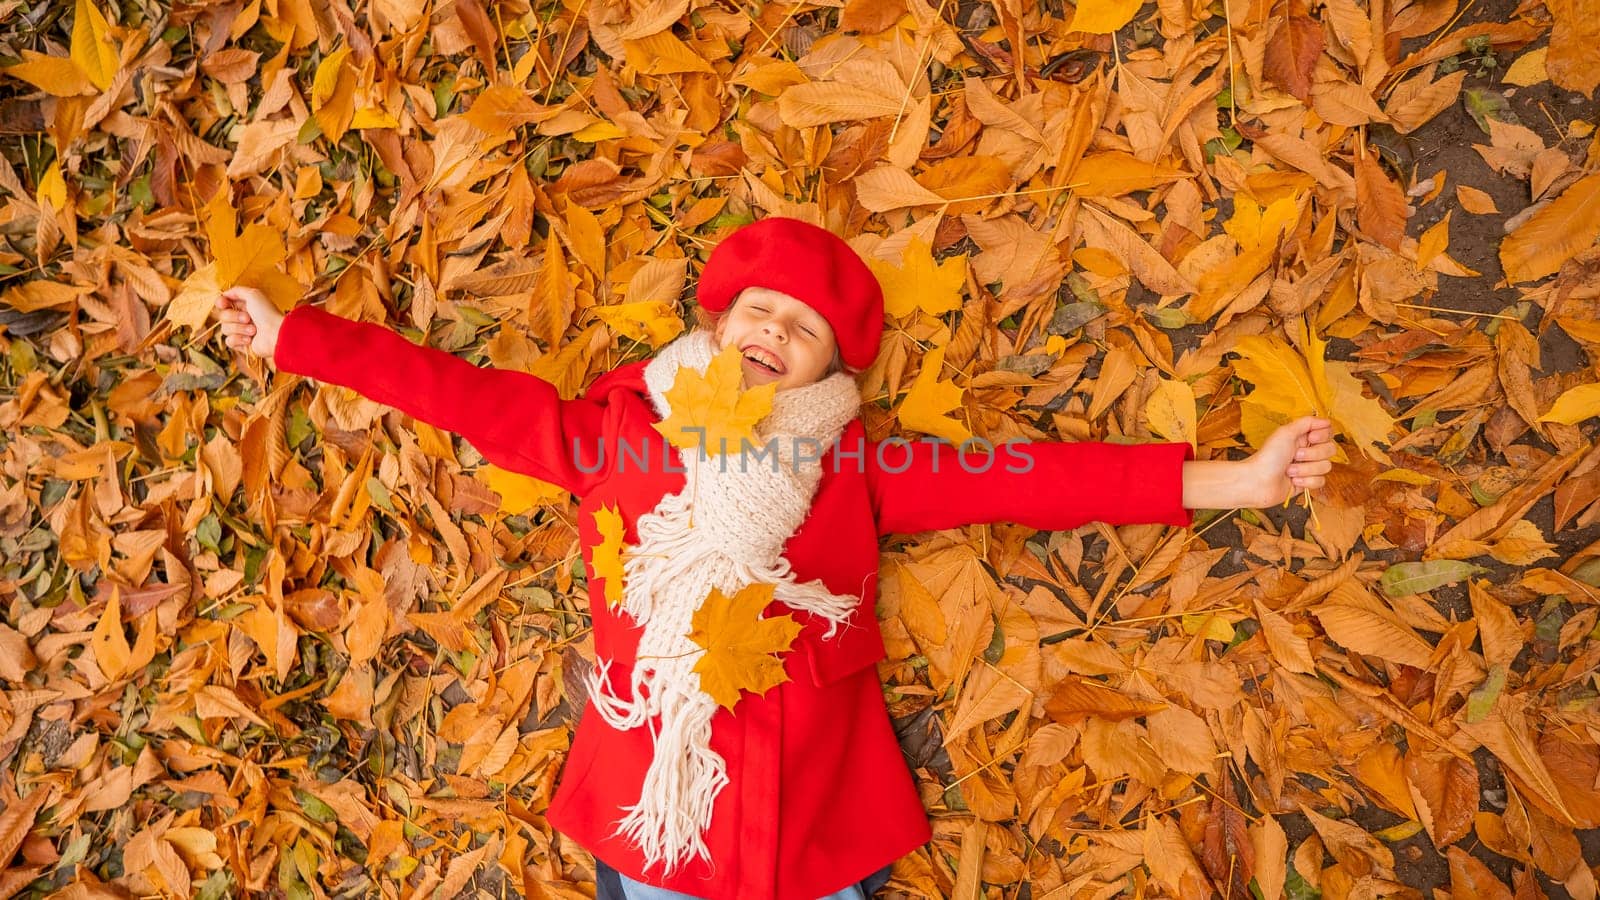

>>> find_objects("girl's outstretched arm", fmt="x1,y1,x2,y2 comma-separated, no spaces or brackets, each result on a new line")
864,435,1194,536
215,287,611,497
863,416,1337,537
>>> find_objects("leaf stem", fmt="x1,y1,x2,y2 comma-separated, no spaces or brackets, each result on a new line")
888,0,951,145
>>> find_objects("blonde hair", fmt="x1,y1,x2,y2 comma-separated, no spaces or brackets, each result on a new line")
694,294,848,377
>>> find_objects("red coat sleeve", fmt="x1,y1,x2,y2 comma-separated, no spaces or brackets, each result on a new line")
274,305,610,496
864,436,1194,535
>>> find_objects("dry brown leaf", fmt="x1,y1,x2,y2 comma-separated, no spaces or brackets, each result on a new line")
1263,13,1325,101
1500,173,1600,283
1355,150,1409,251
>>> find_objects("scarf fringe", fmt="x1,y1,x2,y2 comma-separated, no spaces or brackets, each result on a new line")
610,677,726,874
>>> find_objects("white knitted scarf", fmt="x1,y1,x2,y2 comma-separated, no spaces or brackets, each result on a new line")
585,328,865,874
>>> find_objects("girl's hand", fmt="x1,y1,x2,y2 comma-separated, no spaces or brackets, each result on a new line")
214,286,285,362
1249,416,1336,506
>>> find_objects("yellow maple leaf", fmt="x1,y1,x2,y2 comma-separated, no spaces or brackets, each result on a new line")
1224,194,1301,250
867,238,966,319
897,345,973,445
595,301,687,348
201,189,304,313
1302,322,1393,462
591,504,628,609
652,343,776,456
479,464,566,514
4,0,118,96
689,583,803,711
1232,317,1393,462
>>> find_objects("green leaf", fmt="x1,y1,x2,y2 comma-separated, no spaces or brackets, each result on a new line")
366,476,395,512
285,404,312,449
1378,560,1487,597
982,616,1005,664
1047,300,1107,335
196,513,222,555
1462,88,1513,134
9,339,37,376
706,208,757,232
1465,664,1506,722
196,870,234,900
1285,863,1322,900
295,788,338,824
1534,601,1566,643
1145,306,1191,329
1573,557,1600,587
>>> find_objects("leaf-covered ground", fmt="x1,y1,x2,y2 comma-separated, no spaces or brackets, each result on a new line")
1,0,1599,897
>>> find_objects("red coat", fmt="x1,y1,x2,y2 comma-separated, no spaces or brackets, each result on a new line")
275,306,1196,899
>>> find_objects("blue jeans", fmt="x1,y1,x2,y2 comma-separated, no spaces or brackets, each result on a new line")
594,858,894,900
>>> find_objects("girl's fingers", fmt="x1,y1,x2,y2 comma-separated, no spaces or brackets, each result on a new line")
1286,461,1332,478
1294,442,1337,461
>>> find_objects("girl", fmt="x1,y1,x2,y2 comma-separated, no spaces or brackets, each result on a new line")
214,216,1335,900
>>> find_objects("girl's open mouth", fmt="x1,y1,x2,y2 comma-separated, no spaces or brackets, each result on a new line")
742,348,784,374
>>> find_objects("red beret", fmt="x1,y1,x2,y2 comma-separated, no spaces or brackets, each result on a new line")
696,217,885,371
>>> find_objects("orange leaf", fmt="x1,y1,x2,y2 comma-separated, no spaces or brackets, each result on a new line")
1500,172,1600,283
5,51,97,97
1416,209,1451,268
1546,0,1600,95
1263,13,1324,101
91,585,131,681
0,782,52,871
1355,151,1408,251
915,156,1012,215
1067,0,1144,33
688,583,803,711
200,189,304,313
1405,750,1479,848
1043,676,1166,724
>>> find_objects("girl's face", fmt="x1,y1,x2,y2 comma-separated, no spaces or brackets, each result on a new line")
714,287,838,391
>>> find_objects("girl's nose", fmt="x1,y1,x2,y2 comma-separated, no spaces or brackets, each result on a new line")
763,323,786,342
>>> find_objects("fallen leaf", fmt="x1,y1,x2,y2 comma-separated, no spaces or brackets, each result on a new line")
1500,173,1600,283
897,345,973,445
652,343,777,456
1263,13,1325,101
1501,47,1549,87
1067,0,1144,33
1456,185,1499,213
868,237,966,319
1537,382,1600,424
1043,676,1166,723
591,504,627,609
688,583,803,710
1356,151,1408,251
